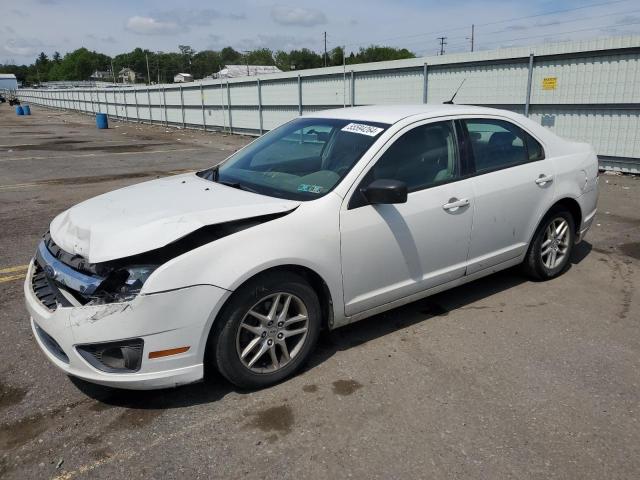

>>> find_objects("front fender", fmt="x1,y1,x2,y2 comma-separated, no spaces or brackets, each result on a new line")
141,193,345,322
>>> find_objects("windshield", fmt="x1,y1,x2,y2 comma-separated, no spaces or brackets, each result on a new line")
199,117,389,201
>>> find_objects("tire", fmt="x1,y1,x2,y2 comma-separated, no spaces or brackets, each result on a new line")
523,207,576,280
210,272,321,389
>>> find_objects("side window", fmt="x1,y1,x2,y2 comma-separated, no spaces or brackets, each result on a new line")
365,121,458,192
524,130,545,161
464,119,529,173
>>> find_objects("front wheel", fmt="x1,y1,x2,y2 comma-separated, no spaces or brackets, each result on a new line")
523,208,576,280
210,272,321,389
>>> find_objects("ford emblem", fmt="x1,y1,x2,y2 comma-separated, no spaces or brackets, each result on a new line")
43,265,57,280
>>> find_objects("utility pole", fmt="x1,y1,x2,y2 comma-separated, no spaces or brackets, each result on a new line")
342,45,346,108
438,37,447,56
324,32,327,67
471,24,475,52
111,60,116,84
145,53,151,85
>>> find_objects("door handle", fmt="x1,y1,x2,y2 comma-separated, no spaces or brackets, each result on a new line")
442,197,470,211
535,174,554,186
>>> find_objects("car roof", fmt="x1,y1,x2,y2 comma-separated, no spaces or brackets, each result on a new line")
305,104,516,125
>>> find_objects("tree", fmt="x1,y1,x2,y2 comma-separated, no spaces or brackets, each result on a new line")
245,48,274,66
192,50,223,78
178,45,195,73
347,45,415,64
329,46,344,66
276,49,322,71
220,46,241,64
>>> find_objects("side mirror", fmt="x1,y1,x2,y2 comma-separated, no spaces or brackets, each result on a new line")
361,179,408,205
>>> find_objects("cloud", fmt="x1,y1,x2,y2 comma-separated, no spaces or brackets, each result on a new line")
616,15,640,26
125,16,181,35
205,34,225,50
3,37,45,57
237,34,317,51
126,9,244,36
271,5,327,27
504,24,528,31
155,8,245,27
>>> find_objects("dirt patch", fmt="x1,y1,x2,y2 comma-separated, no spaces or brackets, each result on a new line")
303,384,318,393
246,405,294,434
7,139,171,153
0,400,84,450
0,381,27,409
7,130,50,135
7,139,88,151
332,379,363,396
18,170,190,188
619,242,640,260
107,408,163,430
84,434,101,445
90,446,115,460
72,143,171,153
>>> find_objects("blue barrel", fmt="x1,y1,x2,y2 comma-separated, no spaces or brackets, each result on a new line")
16,106,24,115
96,113,108,129
22,105,31,115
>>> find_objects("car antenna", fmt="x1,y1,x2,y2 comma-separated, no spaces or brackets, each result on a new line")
443,78,466,104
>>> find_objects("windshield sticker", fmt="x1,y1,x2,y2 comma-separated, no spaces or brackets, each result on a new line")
341,123,384,137
297,184,325,194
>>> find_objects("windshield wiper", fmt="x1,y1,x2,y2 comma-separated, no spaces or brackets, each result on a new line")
198,165,259,194
217,179,258,194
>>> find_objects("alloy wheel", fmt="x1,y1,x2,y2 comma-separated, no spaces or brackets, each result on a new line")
235,292,309,373
541,217,570,269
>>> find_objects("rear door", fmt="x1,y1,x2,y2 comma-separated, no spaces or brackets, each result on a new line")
462,117,555,274
340,120,475,316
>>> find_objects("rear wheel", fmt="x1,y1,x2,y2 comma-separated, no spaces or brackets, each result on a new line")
523,208,575,280
211,272,321,389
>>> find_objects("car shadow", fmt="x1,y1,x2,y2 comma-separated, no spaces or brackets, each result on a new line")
73,241,594,409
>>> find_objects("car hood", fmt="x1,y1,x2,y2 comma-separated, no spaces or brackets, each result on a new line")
50,173,299,264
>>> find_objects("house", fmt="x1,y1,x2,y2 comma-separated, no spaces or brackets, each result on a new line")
173,73,194,83
90,70,112,81
212,65,282,79
0,73,18,91
118,68,138,84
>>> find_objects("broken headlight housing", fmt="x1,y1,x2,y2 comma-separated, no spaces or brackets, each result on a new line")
91,265,158,304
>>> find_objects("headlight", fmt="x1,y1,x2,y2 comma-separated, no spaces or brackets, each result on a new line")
90,265,158,304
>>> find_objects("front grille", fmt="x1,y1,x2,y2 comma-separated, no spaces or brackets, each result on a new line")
31,261,62,310
34,323,69,363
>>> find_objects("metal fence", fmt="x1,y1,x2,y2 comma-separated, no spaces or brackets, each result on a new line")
17,35,640,173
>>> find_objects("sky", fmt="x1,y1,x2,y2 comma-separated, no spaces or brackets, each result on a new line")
1,0,639,64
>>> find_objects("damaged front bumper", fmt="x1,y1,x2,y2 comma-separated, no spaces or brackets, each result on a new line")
24,260,229,390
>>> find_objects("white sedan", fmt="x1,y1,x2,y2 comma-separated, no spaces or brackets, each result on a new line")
24,105,599,390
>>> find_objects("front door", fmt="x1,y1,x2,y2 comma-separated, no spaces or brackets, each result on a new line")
340,120,474,317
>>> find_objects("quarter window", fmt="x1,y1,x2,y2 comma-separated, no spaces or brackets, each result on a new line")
364,121,458,192
464,119,537,173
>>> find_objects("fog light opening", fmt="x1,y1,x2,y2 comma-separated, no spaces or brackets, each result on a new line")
76,339,144,373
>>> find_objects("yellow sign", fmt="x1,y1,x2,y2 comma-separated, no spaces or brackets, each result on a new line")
542,77,558,90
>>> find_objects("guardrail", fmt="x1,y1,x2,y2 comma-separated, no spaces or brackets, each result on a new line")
17,35,640,173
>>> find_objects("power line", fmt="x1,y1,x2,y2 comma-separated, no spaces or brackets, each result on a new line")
337,0,633,50
390,8,640,53
448,19,640,50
